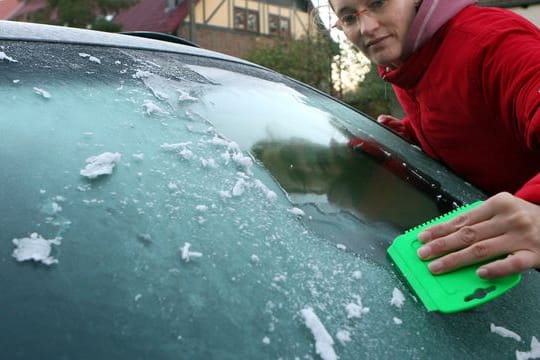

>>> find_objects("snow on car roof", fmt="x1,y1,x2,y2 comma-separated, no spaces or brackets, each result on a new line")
0,20,255,66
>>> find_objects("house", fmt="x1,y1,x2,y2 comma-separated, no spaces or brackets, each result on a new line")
478,0,540,24
5,0,313,58
114,0,314,58
0,0,24,19
5,0,50,22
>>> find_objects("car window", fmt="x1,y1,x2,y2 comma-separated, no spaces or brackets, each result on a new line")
1,40,538,360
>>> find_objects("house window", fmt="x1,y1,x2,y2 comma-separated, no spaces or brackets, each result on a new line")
166,0,182,11
234,7,259,32
269,14,290,37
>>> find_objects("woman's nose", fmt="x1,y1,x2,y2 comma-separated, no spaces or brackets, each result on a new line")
358,14,379,35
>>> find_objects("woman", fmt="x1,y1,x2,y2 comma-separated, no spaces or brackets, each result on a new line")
329,0,540,278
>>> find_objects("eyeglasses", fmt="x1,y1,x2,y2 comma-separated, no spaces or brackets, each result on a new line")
332,0,389,31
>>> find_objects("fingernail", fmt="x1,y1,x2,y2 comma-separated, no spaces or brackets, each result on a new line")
429,260,443,274
418,231,430,242
417,246,430,259
477,267,489,278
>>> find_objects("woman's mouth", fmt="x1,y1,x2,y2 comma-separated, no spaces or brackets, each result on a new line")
366,35,390,48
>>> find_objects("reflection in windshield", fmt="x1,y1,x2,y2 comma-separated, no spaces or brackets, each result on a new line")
181,64,459,231
251,137,447,230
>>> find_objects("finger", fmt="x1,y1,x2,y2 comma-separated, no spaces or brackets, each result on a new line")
418,202,496,243
376,114,393,123
477,251,537,279
426,234,512,274
417,218,505,260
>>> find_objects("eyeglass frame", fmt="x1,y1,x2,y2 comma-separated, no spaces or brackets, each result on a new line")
331,0,389,31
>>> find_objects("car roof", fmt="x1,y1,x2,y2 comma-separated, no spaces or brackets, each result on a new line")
0,20,258,67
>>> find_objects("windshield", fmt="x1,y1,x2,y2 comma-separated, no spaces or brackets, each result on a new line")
1,40,538,360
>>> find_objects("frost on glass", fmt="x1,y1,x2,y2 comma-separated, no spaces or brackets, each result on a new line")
0,43,539,360
12,232,61,265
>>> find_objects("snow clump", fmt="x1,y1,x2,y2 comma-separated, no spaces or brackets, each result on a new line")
12,233,61,265
80,152,121,179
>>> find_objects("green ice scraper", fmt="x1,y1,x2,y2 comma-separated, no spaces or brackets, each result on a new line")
388,201,521,313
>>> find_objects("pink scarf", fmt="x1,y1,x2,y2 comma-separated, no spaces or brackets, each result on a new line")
404,0,478,56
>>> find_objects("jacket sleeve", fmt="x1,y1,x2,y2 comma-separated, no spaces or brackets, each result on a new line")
479,17,540,204
392,87,420,145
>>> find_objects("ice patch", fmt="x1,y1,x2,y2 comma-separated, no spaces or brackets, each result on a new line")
232,152,253,172
393,317,403,325
12,233,61,265
287,207,305,217
195,204,208,212
253,179,277,201
33,87,51,99
301,307,338,360
137,233,152,245
336,244,347,250
390,288,405,308
180,242,202,262
351,270,362,280
201,158,217,168
133,70,152,79
336,329,351,345
143,99,168,115
78,53,101,64
232,178,247,197
80,152,121,179
177,89,198,102
490,323,521,342
160,142,192,151
219,190,232,199
207,135,234,147
262,336,270,345
132,153,144,161
345,296,370,319
0,51,18,62
41,201,62,215
180,148,194,160
516,337,540,360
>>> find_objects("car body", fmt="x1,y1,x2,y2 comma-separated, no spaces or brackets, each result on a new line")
1,20,538,360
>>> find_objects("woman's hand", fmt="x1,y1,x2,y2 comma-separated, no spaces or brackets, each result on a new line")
377,115,414,142
416,192,540,278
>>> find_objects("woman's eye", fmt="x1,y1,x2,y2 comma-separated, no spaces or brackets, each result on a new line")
341,14,356,24
369,0,386,9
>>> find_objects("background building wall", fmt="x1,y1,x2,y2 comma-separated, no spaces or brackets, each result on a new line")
177,24,276,57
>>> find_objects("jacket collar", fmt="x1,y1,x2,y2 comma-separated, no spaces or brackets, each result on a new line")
378,26,445,89
378,2,475,89
404,0,477,55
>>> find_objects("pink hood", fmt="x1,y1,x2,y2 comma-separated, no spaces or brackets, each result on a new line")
404,0,477,56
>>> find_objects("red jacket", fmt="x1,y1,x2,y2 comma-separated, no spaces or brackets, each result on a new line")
379,6,540,204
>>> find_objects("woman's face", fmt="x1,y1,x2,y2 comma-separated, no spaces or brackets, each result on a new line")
330,0,417,68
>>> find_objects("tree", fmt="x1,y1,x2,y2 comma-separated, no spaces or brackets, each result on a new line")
244,32,339,95
331,39,370,98
24,0,139,31
342,63,404,119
